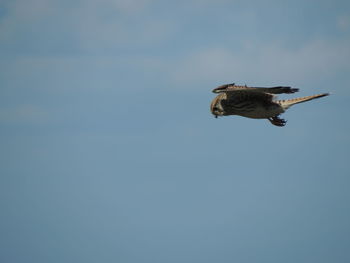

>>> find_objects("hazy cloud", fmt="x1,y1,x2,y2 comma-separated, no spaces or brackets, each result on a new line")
1,0,349,93
0,0,173,54
169,39,350,92
1,2,350,263
337,15,350,31
0,104,48,123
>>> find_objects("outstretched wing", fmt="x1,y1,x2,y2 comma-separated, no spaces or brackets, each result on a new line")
216,90,275,117
223,89,275,104
213,83,275,103
212,83,298,94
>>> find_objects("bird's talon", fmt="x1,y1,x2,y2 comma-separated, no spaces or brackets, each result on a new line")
268,116,286,127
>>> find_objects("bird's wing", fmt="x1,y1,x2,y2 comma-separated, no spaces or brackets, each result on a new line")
250,86,299,94
213,83,298,94
224,89,275,103
218,90,276,116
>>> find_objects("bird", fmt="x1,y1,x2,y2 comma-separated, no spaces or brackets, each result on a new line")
210,83,329,127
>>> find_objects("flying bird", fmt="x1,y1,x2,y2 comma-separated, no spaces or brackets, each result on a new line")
210,83,329,127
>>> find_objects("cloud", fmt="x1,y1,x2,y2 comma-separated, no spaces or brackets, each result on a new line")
0,0,175,54
1,37,349,95
0,0,59,37
168,38,350,92
0,105,48,124
86,0,154,13
1,0,349,96
337,15,350,31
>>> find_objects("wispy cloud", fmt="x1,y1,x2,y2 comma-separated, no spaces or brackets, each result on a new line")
168,39,350,92
1,0,349,95
337,15,350,31
0,0,175,54
0,104,48,124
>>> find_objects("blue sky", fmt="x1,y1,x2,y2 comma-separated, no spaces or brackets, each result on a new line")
1,0,350,262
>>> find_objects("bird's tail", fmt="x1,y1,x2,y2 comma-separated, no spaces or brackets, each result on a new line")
277,93,329,109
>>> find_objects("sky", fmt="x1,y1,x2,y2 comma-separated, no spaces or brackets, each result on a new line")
1,0,350,262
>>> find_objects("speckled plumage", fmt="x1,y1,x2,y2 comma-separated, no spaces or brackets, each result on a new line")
210,83,329,127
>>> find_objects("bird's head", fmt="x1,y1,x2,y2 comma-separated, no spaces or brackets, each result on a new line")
210,97,224,118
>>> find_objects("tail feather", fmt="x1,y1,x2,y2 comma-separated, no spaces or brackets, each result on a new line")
277,93,329,109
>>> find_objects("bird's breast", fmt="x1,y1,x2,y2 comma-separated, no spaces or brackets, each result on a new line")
236,104,285,119
222,100,284,119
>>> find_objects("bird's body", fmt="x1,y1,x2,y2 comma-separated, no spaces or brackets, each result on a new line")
210,83,329,126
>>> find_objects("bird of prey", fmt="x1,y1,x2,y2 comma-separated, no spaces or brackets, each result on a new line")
210,83,329,127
